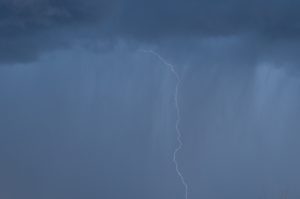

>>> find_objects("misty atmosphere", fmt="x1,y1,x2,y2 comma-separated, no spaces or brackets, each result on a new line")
1,1,300,199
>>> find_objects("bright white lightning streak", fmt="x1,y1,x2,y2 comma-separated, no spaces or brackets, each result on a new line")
141,50,188,199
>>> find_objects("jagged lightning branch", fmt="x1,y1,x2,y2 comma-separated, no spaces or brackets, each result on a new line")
141,49,188,199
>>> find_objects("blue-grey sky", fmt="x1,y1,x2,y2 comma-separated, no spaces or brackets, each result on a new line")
1,1,300,199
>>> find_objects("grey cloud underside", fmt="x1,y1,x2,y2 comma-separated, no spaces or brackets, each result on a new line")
0,0,114,63
1,0,300,63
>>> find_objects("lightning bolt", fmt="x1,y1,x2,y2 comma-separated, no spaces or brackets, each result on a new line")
140,49,188,199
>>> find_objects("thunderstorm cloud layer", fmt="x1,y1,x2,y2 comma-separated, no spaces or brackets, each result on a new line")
1,0,300,199
1,0,300,65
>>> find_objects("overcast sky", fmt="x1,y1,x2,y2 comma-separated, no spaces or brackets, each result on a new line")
1,1,300,199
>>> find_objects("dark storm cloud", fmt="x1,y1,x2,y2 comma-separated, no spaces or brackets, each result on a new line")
0,0,114,63
117,0,300,39
1,0,300,63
